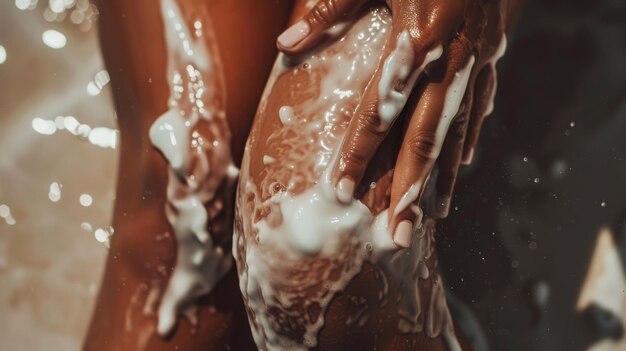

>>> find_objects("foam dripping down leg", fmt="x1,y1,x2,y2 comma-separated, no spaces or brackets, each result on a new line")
234,6,464,350
150,0,236,336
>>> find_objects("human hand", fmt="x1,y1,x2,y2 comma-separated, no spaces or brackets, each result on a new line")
276,0,512,248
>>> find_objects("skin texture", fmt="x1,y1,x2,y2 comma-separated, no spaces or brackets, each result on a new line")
83,0,291,350
84,0,521,349
279,0,519,247
235,1,473,350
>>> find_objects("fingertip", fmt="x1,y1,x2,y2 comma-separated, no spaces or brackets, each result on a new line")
157,305,176,337
336,176,355,204
393,220,414,249
461,146,475,165
277,20,311,51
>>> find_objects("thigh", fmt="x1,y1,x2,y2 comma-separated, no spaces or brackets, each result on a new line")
85,1,292,350
235,2,471,350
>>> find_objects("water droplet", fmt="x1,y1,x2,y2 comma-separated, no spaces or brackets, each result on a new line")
94,229,107,242
534,177,540,183
80,194,93,207
16,0,38,10
42,29,67,49
32,117,57,135
49,182,62,202
80,222,92,231
86,81,100,96
570,121,575,127
0,204,10,218
94,226,115,246
0,45,6,64
601,201,606,207
523,157,528,162
5,216,16,226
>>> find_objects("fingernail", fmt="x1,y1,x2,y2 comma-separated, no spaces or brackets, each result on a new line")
433,195,451,219
336,177,355,204
393,220,413,248
277,20,310,49
462,147,475,165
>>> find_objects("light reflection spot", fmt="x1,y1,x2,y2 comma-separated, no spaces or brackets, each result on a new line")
80,194,93,207
49,182,62,202
0,204,10,218
0,45,6,64
32,117,56,135
86,81,100,96
14,0,32,10
80,222,92,231
42,29,67,49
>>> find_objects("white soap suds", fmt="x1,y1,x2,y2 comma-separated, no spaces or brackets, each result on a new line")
150,0,236,336
235,8,392,349
391,55,476,222
279,105,295,125
484,35,507,117
238,171,395,350
378,31,443,129
263,155,276,165
234,7,464,351
393,181,423,218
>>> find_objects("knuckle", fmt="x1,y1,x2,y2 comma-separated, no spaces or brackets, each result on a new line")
455,32,474,56
340,149,369,174
445,39,472,71
450,112,469,139
452,92,472,125
356,100,385,138
339,100,387,175
308,0,340,26
405,131,439,164
406,31,433,60
407,30,425,48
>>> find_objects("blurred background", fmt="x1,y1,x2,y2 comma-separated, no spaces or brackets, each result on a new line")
0,0,625,350
0,1,116,350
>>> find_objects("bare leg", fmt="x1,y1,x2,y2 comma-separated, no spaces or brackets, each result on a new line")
235,1,471,350
84,0,291,350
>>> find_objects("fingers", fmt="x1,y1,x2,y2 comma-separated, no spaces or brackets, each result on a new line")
332,30,443,205
276,0,367,54
389,48,475,248
461,64,495,164
432,84,474,219
462,34,506,164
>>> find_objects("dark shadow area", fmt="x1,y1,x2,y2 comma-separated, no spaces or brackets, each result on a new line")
438,0,626,350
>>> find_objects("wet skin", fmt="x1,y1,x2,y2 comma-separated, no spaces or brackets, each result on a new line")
236,1,473,350
279,0,522,245
84,1,291,350
84,0,521,350
234,0,521,349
